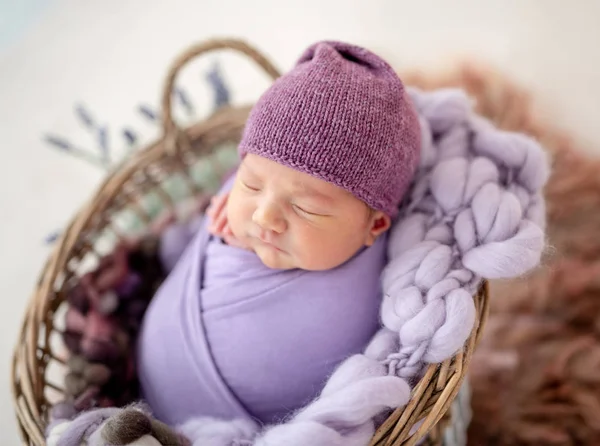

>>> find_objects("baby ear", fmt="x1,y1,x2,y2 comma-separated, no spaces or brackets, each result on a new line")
365,211,391,246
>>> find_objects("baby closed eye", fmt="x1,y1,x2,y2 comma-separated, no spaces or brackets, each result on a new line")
292,204,330,218
241,181,261,192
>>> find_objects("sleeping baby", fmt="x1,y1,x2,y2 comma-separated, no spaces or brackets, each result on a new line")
136,40,421,427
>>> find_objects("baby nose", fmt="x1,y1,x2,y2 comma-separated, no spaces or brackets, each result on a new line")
252,202,286,233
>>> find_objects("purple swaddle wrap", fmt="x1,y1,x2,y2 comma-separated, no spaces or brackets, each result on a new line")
136,176,388,426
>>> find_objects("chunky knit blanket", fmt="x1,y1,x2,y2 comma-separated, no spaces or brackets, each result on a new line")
47,86,549,446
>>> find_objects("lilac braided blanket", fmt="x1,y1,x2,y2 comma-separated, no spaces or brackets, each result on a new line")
48,87,549,446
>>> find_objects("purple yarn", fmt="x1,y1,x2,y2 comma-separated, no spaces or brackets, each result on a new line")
54,407,119,446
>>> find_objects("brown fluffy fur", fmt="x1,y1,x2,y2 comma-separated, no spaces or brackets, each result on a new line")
101,406,190,445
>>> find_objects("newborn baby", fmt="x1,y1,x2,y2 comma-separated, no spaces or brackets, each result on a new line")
136,40,421,427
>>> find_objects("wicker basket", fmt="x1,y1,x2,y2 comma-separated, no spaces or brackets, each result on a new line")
11,38,490,446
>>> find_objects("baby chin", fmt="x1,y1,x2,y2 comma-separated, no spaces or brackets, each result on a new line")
253,241,295,270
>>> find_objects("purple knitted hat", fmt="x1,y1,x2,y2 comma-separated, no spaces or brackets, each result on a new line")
238,41,421,217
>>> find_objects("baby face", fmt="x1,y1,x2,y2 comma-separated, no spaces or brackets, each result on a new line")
227,154,390,271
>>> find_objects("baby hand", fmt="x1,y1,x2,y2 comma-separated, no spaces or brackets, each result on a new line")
207,194,250,250
207,193,230,236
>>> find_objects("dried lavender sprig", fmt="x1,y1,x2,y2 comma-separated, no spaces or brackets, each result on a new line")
75,104,96,129
138,104,160,122
174,87,194,117
44,134,110,169
98,126,110,165
206,61,231,110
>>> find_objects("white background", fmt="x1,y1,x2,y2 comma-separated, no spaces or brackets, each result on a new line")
2,0,600,443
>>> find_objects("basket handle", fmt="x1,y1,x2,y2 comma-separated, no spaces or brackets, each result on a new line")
160,38,282,155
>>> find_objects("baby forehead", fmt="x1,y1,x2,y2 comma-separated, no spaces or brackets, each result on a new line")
241,157,348,199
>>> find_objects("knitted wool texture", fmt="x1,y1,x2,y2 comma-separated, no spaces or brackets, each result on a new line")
49,89,550,446
238,41,421,218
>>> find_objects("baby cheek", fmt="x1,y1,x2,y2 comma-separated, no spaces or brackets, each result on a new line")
304,225,366,268
291,225,336,263
226,194,249,235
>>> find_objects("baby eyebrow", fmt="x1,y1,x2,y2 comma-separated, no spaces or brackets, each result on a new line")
239,163,261,179
292,184,334,202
